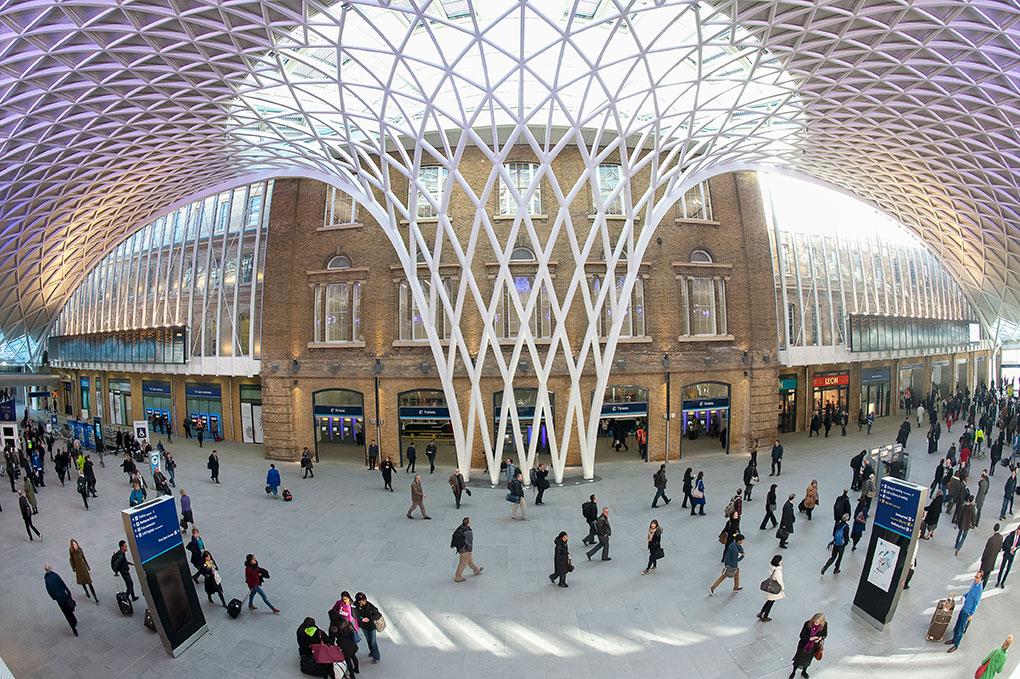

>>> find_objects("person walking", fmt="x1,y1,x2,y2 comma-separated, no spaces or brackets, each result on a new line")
859,470,877,515
129,480,145,507
999,467,1016,521
820,514,850,575
976,635,1013,679
832,490,852,533
760,483,779,530
778,494,796,548
76,470,90,509
23,475,38,514
946,570,985,652
83,455,97,497
69,539,97,603
164,451,177,487
789,613,827,678
380,456,395,492
799,480,819,520
265,463,281,499
979,524,1004,588
44,564,78,636
549,531,571,588
533,463,550,505
586,507,612,561
404,441,417,474
200,551,227,607
720,510,741,562
112,540,138,601
18,490,41,541
743,455,758,501
425,437,437,474
690,471,706,516
642,519,663,575
207,450,220,483
581,494,599,546
996,526,1020,587
448,468,467,508
850,450,866,491
770,439,783,476
756,554,784,622
955,493,977,555
923,489,944,539
508,471,526,520
187,528,205,582
406,474,430,519
353,592,383,664
709,534,745,595
451,517,483,582
300,448,314,479
651,464,670,508
850,505,868,551
976,470,990,526
367,440,379,470
681,467,694,508
244,554,280,613
180,488,194,528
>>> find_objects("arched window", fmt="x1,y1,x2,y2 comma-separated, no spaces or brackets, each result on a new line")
327,255,352,270
589,274,646,338
510,246,535,261
690,249,712,264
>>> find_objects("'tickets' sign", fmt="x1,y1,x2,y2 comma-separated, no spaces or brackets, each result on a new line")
812,372,849,388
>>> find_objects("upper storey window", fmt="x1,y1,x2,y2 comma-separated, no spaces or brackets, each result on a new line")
594,163,624,215
499,162,542,216
324,186,357,226
678,181,714,221
412,166,448,220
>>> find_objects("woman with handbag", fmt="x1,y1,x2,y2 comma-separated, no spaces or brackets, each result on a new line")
297,617,339,678
789,612,827,679
976,634,1013,679
799,480,819,520
200,551,227,607
642,520,663,575
690,471,707,516
681,468,694,508
549,531,571,587
756,554,784,622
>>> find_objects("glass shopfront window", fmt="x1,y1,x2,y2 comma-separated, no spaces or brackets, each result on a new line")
860,367,891,418
240,384,263,444
79,377,91,416
778,375,797,433
108,379,132,426
811,371,848,415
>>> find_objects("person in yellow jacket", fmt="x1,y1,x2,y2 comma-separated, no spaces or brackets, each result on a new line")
977,634,1013,678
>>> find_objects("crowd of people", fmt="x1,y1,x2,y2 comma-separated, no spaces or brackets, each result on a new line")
5,379,1020,678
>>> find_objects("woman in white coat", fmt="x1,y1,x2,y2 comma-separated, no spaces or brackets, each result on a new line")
757,554,785,622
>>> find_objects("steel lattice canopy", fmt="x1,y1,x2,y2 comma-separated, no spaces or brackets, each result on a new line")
0,0,1019,360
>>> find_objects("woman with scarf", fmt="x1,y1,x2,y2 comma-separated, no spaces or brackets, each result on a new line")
789,612,827,678
642,520,663,574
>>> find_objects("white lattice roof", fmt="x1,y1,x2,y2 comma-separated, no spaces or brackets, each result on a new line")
1,0,1019,357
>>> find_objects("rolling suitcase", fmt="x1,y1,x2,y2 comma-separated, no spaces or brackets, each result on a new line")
143,608,156,631
116,591,134,616
227,598,243,619
926,597,954,641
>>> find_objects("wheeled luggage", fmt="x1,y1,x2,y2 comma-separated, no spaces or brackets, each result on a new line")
227,598,243,619
926,597,955,641
116,591,134,616
143,608,156,631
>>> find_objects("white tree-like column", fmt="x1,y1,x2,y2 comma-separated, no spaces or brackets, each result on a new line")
228,0,797,480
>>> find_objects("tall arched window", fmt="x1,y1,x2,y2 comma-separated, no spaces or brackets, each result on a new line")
678,248,728,337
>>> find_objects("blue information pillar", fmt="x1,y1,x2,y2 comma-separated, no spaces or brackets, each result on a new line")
122,496,208,656
852,476,928,630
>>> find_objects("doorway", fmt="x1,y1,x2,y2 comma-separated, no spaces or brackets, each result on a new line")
680,382,730,457
313,388,365,462
397,389,456,470
493,388,553,465
595,385,648,460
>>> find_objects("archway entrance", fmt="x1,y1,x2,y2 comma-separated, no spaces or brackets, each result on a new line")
313,389,366,463
680,382,730,457
493,388,554,465
397,389,456,472
595,385,648,461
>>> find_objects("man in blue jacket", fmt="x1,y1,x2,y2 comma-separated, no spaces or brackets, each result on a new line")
44,564,78,636
946,570,985,652
266,463,281,499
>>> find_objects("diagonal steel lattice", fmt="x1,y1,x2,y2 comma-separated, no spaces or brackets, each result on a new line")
0,0,1018,476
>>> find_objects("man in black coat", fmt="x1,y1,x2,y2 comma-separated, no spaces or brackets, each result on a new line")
112,540,138,601
770,440,784,476
581,494,598,545
833,490,852,528
778,494,796,548
44,564,78,635
896,418,911,447
586,508,611,561
850,449,866,491
742,456,757,501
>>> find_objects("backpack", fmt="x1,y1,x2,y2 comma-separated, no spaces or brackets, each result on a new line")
450,527,465,551
76,476,87,494
833,525,847,547
110,551,122,574
724,499,736,518
582,501,596,521
529,468,538,486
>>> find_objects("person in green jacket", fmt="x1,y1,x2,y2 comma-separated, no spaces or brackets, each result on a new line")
978,634,1013,679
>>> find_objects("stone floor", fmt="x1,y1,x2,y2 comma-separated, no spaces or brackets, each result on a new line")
0,414,1016,679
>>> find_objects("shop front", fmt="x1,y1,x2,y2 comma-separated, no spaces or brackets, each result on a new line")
931,361,951,397
108,379,131,425
79,376,91,418
63,381,73,416
93,376,104,419
596,385,648,460
812,371,849,414
954,358,968,392
680,382,730,457
975,355,988,390
778,375,797,433
240,384,264,444
142,381,172,434
860,366,891,418
897,363,923,411
313,388,363,461
494,388,553,462
185,383,223,441
397,389,455,468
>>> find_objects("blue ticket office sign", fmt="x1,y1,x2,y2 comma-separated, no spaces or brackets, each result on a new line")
852,477,927,630
122,496,208,656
